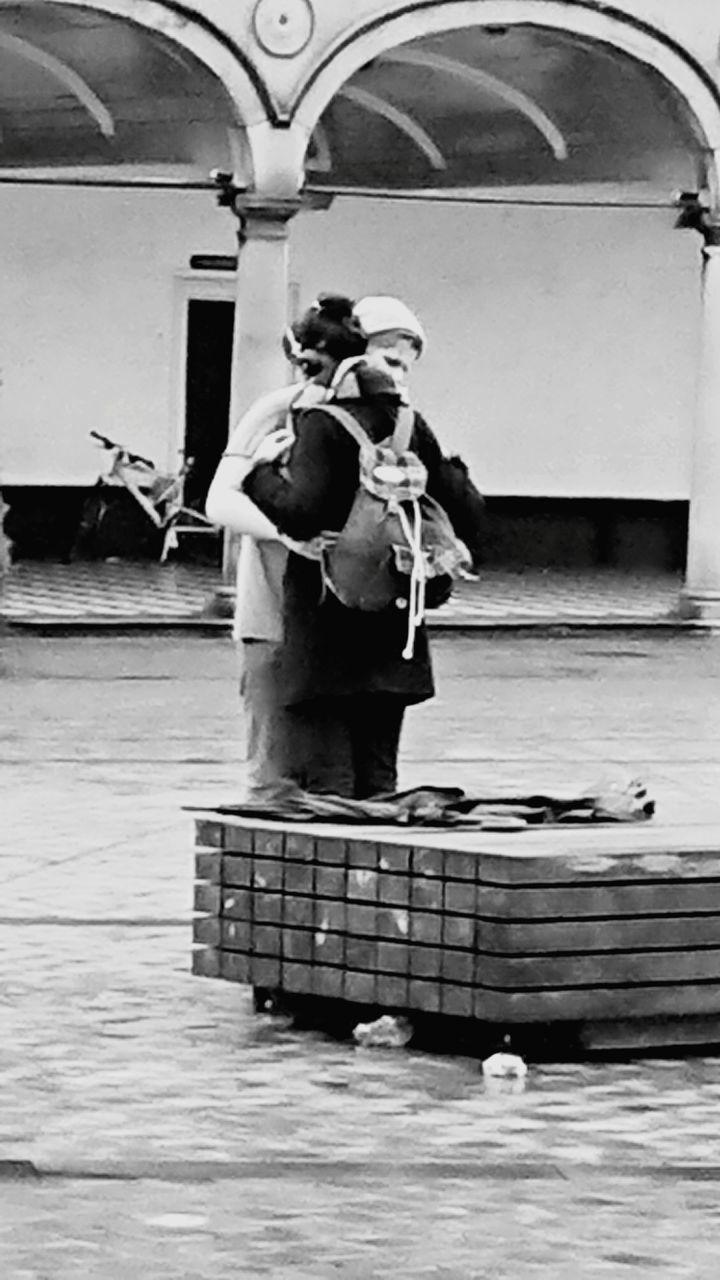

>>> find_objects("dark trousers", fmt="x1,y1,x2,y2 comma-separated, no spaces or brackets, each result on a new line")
286,694,406,799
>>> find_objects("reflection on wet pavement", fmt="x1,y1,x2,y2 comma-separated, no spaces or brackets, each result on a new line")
3,633,720,1276
3,926,720,1276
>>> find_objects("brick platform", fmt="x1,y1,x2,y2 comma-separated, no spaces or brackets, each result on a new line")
192,814,720,1049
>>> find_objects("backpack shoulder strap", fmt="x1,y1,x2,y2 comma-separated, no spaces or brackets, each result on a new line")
391,406,414,455
316,403,373,452
319,402,414,458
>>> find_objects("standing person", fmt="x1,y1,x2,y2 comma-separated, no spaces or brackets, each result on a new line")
206,293,486,798
352,296,488,570
353,294,426,393
205,295,367,797
242,314,486,799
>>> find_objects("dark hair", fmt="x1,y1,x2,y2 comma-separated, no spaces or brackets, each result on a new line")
291,293,367,366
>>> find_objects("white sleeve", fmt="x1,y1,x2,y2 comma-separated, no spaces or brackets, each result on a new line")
205,455,280,540
222,385,298,458
204,385,297,539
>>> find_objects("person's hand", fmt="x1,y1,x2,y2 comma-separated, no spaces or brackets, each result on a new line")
457,564,481,582
453,540,480,580
251,427,294,464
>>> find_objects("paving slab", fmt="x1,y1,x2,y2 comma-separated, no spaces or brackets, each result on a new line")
0,561,689,629
2,630,720,1276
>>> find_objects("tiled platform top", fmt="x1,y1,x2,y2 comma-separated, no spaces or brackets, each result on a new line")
194,812,720,878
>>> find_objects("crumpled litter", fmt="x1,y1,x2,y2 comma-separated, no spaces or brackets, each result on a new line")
482,1044,528,1080
352,1015,414,1049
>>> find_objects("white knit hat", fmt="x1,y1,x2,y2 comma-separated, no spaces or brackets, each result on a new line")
353,295,427,355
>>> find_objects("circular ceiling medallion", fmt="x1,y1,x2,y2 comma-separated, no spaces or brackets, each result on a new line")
252,0,315,58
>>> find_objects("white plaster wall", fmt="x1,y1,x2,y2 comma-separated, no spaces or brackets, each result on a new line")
0,185,702,497
0,186,235,485
293,197,701,498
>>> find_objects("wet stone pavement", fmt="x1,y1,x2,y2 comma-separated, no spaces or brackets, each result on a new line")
2,630,720,1277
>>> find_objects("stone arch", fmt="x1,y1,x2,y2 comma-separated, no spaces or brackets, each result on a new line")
290,0,720,198
27,0,276,186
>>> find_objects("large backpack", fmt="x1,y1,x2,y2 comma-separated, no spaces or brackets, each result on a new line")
317,403,467,658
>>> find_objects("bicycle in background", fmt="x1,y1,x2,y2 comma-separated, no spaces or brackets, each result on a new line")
73,431,218,562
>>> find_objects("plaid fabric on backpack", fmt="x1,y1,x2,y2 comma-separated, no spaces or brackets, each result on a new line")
318,404,467,658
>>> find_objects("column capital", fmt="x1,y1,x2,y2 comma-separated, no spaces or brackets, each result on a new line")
213,194,333,254
211,172,305,243
235,197,304,242
674,191,720,246
671,190,720,250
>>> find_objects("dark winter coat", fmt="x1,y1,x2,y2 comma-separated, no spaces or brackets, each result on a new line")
243,389,486,708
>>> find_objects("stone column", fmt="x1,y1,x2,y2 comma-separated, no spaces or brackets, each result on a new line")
210,193,300,612
683,226,720,622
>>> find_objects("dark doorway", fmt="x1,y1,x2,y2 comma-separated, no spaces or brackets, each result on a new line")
184,298,235,509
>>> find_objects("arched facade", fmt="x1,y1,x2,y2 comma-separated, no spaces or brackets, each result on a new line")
5,1,716,202
286,1,720,202
44,0,272,129
243,0,720,615
3,0,720,614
